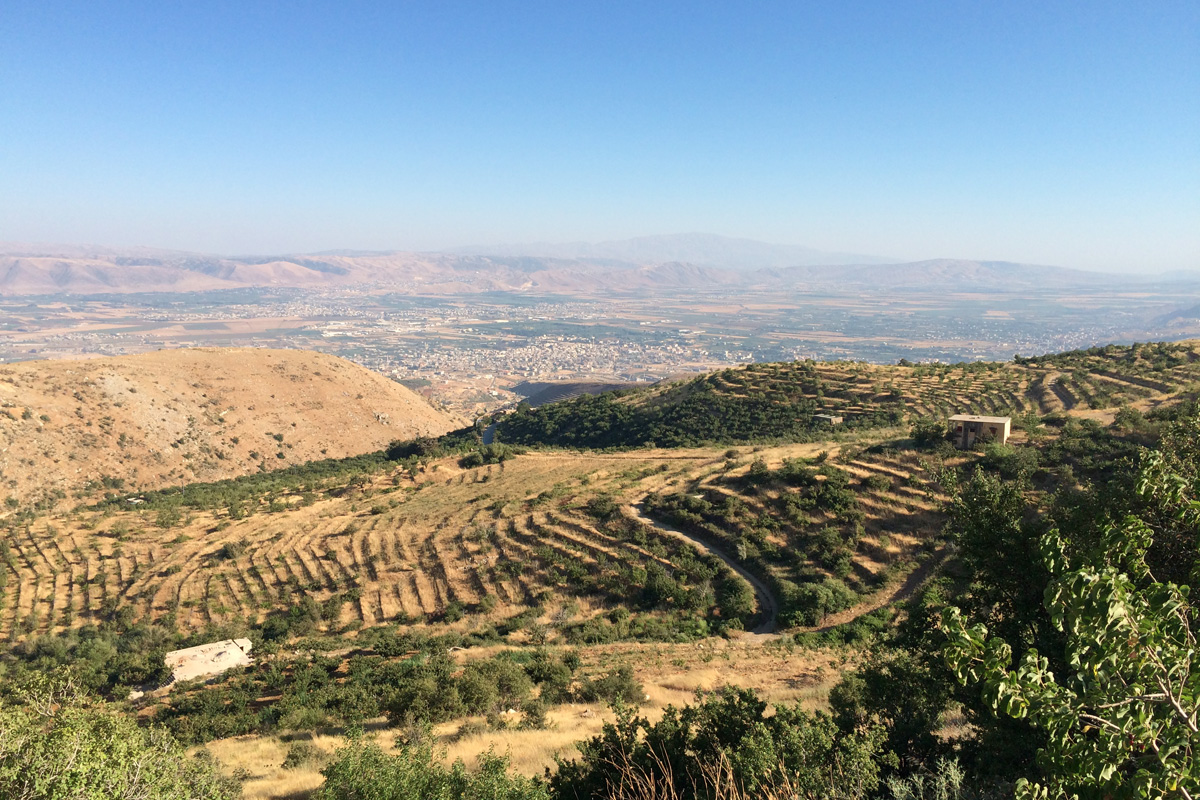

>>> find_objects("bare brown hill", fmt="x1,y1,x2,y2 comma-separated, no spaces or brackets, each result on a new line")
0,348,461,504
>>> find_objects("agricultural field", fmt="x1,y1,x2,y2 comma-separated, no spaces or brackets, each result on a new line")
0,436,950,643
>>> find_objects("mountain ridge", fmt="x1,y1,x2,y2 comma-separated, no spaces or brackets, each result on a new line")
0,238,1168,296
447,232,894,269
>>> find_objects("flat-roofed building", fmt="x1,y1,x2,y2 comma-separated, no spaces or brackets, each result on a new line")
814,413,844,425
949,414,1011,448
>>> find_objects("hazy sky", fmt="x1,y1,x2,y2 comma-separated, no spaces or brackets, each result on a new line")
2,2,1197,272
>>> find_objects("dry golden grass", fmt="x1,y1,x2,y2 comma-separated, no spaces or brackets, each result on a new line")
202,636,848,798
202,734,337,800
0,347,460,505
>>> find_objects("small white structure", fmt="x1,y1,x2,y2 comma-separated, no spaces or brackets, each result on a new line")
164,638,253,684
949,414,1011,449
814,414,844,425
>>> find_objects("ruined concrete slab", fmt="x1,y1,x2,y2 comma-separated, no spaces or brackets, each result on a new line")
164,638,253,683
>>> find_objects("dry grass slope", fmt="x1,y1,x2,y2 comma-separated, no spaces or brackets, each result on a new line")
0,348,462,504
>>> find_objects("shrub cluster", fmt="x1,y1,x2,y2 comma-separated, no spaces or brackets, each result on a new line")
644,457,873,628
491,370,904,450
153,636,642,745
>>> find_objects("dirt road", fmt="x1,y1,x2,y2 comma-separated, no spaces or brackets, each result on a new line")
625,503,779,634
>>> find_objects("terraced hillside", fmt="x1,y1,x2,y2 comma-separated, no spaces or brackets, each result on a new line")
492,340,1200,448
8,340,1198,645
0,440,951,643
644,446,947,629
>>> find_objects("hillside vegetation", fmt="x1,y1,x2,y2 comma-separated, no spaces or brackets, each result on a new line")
0,348,460,505
492,340,1200,448
0,441,940,643
2,341,1199,799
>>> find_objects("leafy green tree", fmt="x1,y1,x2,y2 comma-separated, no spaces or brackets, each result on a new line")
911,417,948,449
942,457,1200,799
943,468,1053,657
1127,413,1200,586
382,652,464,725
831,648,953,773
0,676,240,799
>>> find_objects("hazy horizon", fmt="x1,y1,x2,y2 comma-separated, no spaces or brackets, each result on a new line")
2,231,1194,278
2,3,1197,273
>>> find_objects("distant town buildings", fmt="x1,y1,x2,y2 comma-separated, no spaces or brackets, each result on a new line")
3,283,1175,416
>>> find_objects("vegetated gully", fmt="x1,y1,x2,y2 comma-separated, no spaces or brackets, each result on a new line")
624,503,779,635
626,501,944,638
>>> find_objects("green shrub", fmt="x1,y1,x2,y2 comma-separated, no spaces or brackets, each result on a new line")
862,474,893,492
584,494,619,520
0,692,239,799
910,417,947,449
217,540,247,560
551,687,883,800
979,443,1040,480
315,740,547,800
576,665,642,705
282,741,326,770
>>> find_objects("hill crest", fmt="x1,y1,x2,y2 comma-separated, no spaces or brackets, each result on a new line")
0,348,461,504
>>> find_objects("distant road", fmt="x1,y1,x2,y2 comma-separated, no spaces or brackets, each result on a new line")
625,503,778,635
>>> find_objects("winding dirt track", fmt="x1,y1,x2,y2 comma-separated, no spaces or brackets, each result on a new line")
793,548,947,633
624,503,779,634
627,502,947,638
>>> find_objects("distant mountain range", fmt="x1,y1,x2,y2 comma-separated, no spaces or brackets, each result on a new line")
0,234,1190,296
449,232,892,270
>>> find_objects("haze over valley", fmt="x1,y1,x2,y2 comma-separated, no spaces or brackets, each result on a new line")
4,234,1198,417
2,3,1198,799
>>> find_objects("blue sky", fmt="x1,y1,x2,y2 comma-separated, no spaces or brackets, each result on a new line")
1,1,1196,271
